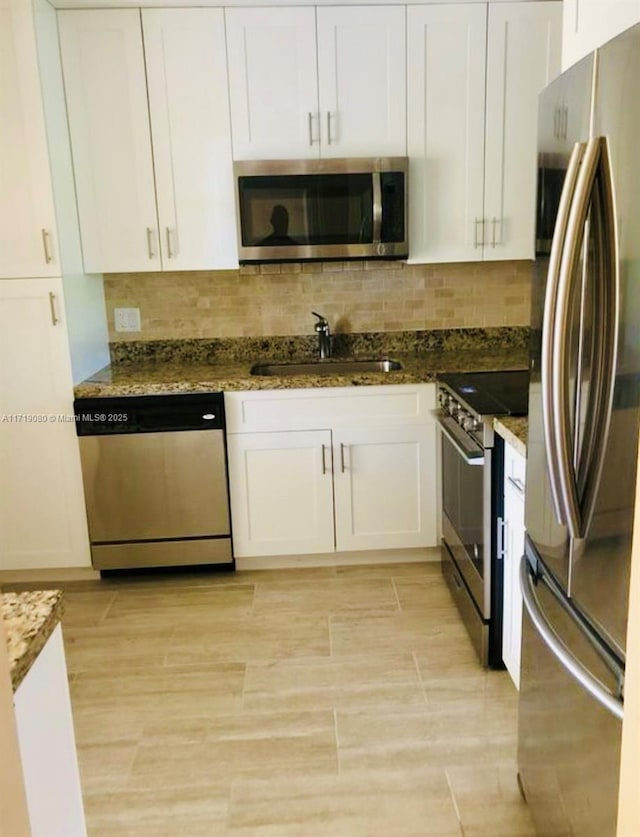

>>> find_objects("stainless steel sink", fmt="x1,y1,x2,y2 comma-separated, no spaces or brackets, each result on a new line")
250,359,403,376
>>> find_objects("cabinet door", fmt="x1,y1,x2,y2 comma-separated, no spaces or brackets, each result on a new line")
563,0,640,70
484,2,562,261
14,625,86,837
227,430,335,557
0,0,59,278
333,425,438,552
58,10,160,273
225,7,319,161
502,445,526,689
316,6,406,157
407,4,487,263
142,9,238,271
0,279,91,569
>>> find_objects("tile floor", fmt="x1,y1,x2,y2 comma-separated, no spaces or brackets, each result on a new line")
57,561,536,836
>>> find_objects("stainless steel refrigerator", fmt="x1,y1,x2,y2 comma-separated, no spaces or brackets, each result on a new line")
518,24,640,837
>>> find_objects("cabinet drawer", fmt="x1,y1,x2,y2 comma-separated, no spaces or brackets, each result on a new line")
225,384,436,433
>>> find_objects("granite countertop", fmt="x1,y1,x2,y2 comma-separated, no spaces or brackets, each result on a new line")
2,591,65,692
494,416,528,457
74,329,531,399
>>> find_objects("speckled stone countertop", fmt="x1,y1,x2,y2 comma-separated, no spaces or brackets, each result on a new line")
494,416,528,457
2,591,65,692
74,328,530,398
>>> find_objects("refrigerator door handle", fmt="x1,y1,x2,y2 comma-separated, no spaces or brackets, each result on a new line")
541,141,586,524
575,138,619,536
520,556,624,722
552,137,602,538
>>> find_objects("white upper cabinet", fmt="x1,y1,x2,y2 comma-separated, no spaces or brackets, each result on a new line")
225,7,320,161
407,4,487,263
226,6,406,161
142,9,237,270
563,0,640,70
484,2,563,261
408,1,561,264
316,6,406,158
58,8,237,274
58,10,159,274
0,0,59,278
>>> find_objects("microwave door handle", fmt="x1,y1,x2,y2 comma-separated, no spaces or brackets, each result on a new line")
576,138,620,536
553,137,601,539
542,141,585,525
372,172,382,243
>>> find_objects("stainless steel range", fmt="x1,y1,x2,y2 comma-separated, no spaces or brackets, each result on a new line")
436,370,529,668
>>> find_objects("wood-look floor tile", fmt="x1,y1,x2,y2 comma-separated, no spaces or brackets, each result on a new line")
251,577,399,615
128,710,338,788
242,653,425,712
63,625,172,675
75,740,139,794
393,575,455,610
103,584,256,624
227,767,463,836
330,610,467,657
166,613,331,664
446,764,536,836
70,662,247,719
82,783,231,836
414,634,484,680
334,558,440,578
60,591,117,627
336,703,517,773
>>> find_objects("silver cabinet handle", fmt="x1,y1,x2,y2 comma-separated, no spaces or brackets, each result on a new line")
48,292,59,326
520,557,624,721
474,217,484,248
308,112,317,146
321,443,327,475
41,228,53,264
491,217,498,248
327,111,335,145
146,227,155,259
340,442,346,473
562,105,568,140
166,227,174,259
507,476,525,495
497,516,505,560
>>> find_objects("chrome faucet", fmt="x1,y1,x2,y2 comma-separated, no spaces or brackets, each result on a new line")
312,311,331,359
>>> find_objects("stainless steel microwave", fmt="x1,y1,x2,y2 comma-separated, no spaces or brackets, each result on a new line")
234,157,408,263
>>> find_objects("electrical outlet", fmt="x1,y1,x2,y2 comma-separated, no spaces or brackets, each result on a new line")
114,307,141,333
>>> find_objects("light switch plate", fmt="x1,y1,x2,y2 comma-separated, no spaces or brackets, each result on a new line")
114,307,141,332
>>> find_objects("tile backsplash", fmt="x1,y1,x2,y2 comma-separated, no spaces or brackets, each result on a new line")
104,260,532,342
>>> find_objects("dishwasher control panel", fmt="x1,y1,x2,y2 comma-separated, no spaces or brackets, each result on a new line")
74,392,226,435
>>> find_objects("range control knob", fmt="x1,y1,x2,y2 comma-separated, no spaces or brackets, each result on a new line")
462,415,477,432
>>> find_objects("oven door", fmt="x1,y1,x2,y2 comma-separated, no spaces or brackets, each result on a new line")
438,415,492,618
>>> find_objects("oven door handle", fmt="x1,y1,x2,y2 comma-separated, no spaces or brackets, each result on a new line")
436,415,485,466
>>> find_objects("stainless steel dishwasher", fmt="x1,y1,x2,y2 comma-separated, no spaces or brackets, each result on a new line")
74,393,233,571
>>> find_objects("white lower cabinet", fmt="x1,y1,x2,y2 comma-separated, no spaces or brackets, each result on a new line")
501,441,526,689
0,278,91,570
333,425,437,551
227,430,335,557
14,624,86,837
225,385,439,559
